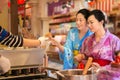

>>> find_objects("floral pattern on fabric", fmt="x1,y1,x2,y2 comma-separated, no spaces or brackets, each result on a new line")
81,29,120,61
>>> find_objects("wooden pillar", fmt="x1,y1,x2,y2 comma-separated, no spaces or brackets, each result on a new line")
27,0,50,37
10,0,18,35
28,0,41,37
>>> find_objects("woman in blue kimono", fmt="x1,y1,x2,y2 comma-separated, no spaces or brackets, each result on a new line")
50,9,92,69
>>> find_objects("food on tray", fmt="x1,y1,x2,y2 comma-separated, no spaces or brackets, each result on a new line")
45,32,52,38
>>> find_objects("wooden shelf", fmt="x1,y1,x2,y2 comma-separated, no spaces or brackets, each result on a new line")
49,11,77,19
49,12,76,25
49,18,75,25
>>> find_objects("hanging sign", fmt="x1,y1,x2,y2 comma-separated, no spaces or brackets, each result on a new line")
18,6,25,16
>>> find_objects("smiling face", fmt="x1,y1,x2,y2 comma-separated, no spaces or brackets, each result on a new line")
87,15,103,33
76,13,87,31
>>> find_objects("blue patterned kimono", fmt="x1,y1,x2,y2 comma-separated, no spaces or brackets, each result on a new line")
59,27,92,69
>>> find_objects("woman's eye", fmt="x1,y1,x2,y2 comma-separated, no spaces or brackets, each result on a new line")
90,22,93,24
91,22,93,24
76,19,84,22
88,21,93,25
79,19,84,22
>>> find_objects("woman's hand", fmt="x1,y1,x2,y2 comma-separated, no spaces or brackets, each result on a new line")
49,38,60,46
91,62,101,73
74,54,85,62
49,37,64,52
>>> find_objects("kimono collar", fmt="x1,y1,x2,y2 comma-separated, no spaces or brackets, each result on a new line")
92,29,110,39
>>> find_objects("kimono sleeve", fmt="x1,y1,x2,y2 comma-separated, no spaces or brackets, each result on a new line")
59,29,73,60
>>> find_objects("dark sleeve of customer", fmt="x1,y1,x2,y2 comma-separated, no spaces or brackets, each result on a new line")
0,26,23,47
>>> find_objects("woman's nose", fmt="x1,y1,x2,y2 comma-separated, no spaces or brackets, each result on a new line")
87,23,91,28
76,21,80,24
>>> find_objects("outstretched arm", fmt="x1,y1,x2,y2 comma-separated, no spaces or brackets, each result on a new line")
0,26,42,47
23,38,40,47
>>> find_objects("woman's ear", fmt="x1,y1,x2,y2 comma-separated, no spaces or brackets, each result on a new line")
100,20,104,25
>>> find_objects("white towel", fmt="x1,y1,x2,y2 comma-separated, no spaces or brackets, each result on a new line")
38,37,49,49
0,55,11,74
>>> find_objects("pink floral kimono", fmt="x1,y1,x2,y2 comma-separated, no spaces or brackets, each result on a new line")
80,29,120,80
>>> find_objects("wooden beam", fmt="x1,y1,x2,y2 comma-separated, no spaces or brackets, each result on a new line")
10,0,18,35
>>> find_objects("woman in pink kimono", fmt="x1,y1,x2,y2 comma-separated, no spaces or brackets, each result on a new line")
74,9,120,80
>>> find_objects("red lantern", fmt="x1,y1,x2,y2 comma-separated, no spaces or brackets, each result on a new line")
88,0,95,7
18,0,25,5
8,1,11,8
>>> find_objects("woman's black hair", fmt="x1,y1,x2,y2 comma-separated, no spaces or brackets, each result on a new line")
76,8,90,20
89,9,106,27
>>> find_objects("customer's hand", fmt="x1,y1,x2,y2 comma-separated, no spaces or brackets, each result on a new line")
0,55,11,74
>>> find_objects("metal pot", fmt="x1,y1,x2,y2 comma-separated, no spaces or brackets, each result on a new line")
56,69,97,80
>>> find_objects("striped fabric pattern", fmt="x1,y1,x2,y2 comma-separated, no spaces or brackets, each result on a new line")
0,26,23,47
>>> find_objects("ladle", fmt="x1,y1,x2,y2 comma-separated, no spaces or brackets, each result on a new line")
82,57,93,75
